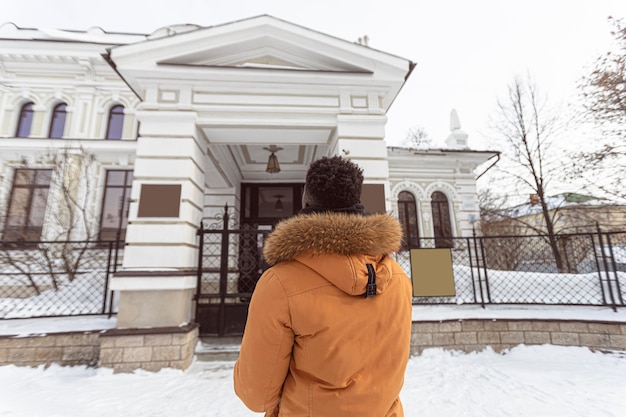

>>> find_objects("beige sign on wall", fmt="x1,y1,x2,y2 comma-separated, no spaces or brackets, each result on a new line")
410,248,456,297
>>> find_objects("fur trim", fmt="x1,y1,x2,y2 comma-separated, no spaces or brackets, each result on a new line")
263,212,403,266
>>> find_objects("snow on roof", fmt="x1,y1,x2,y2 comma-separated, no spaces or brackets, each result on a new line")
0,22,146,44
505,193,622,218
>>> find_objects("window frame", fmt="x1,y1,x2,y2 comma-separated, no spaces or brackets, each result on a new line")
48,102,68,139
98,170,134,242
105,105,125,140
397,191,420,250
3,168,53,242
431,191,454,248
15,102,35,138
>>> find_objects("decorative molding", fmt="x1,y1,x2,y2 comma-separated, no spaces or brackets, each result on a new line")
391,180,425,201
424,181,458,200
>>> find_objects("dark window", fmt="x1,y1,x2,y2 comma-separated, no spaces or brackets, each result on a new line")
241,183,303,222
49,103,67,139
398,191,420,249
16,102,35,138
105,105,124,140
98,170,133,241
3,169,52,241
431,191,453,248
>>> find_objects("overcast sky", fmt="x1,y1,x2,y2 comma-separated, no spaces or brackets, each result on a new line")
2,0,625,148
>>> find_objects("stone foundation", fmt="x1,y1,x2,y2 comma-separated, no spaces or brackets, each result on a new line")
99,324,198,373
0,332,101,367
411,319,626,354
1,319,624,370
0,324,198,372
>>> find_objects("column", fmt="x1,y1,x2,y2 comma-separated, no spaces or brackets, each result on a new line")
335,114,391,213
111,110,205,328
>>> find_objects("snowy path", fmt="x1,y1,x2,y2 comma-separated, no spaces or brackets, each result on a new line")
1,344,625,417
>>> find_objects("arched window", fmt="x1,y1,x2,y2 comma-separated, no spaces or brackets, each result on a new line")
49,103,67,139
105,105,124,140
431,191,453,248
16,102,35,138
398,191,420,249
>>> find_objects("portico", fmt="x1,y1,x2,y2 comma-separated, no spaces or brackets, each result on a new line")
106,15,415,331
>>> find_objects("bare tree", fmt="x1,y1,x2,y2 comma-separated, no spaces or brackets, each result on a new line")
0,146,100,295
46,146,100,283
47,146,99,243
489,75,569,272
478,188,518,234
478,189,527,270
404,126,432,149
575,17,626,200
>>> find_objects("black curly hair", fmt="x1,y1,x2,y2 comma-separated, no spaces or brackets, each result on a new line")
304,156,364,209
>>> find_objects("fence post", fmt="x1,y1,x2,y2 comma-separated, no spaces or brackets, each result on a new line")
218,204,230,336
596,224,618,312
478,236,492,303
466,235,478,304
195,218,205,315
103,241,113,315
472,227,486,308
590,232,609,305
604,232,624,306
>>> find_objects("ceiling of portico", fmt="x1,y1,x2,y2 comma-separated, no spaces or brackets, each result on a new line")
197,113,337,182
206,143,325,183
203,125,333,183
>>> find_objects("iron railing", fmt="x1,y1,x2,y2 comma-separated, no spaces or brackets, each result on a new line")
195,205,273,335
2,226,624,322
0,240,121,319
394,230,625,310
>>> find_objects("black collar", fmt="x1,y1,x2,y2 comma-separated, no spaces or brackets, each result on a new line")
299,203,366,216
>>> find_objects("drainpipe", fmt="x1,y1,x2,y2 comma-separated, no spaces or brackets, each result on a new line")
476,152,501,180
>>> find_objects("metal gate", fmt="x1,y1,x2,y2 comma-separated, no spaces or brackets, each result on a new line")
195,205,272,336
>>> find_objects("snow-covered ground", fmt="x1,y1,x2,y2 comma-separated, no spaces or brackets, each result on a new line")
0,344,624,416
1,306,626,416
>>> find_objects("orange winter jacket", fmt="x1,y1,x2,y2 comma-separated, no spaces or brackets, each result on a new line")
234,212,413,417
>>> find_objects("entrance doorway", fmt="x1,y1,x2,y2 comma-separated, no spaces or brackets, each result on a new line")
238,183,303,295
195,183,303,336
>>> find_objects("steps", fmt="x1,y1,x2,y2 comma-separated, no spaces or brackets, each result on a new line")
195,336,242,361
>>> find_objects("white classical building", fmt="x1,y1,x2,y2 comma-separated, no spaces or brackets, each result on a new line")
0,16,498,369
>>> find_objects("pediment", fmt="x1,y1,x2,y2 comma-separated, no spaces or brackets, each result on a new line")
157,37,370,73
110,15,410,76
232,54,308,70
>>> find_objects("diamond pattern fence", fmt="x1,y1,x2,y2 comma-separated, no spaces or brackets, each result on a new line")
3,225,624,322
0,240,120,319
393,231,625,309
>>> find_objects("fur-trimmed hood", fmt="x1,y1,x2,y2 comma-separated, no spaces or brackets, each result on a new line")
262,212,403,297
263,212,403,266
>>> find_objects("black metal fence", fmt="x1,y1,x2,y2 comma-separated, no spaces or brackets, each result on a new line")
0,240,121,319
195,206,273,336
394,230,626,310
2,228,624,321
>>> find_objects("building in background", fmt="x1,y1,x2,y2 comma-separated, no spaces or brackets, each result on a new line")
0,16,497,370
483,192,626,236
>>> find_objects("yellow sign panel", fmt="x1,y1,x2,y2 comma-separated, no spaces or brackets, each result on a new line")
410,248,456,297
